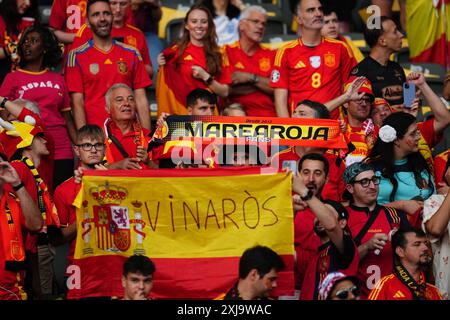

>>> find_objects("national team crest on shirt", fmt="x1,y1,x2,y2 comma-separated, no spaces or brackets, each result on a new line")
324,53,336,67
309,56,321,68
89,63,99,75
259,57,271,72
117,61,128,74
271,70,280,83
126,35,137,48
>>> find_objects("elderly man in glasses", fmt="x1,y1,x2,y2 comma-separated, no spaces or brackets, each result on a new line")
343,161,411,299
222,5,276,117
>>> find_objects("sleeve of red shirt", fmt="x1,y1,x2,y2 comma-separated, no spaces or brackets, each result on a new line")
49,0,66,30
418,119,442,148
140,36,152,67
132,51,152,88
65,52,85,93
59,76,71,112
270,46,288,89
54,182,76,226
340,41,356,83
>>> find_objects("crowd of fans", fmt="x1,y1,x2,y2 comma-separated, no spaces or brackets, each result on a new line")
0,0,449,300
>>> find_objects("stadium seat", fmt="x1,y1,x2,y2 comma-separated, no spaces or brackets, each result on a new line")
165,18,184,47
265,16,288,36
262,33,297,49
401,62,446,94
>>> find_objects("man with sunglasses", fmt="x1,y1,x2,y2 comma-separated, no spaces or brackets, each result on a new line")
344,161,410,299
53,124,108,297
291,158,359,300
223,5,276,117
368,227,441,300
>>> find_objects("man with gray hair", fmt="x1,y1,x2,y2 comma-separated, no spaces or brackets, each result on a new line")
104,83,153,169
343,161,410,299
223,5,276,117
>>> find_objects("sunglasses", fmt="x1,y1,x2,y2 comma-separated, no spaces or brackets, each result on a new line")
335,286,360,300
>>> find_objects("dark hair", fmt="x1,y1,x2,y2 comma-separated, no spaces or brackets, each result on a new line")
123,255,156,277
298,153,329,177
176,4,222,76
391,227,426,259
239,245,285,279
18,25,62,69
363,16,398,48
367,112,434,202
77,124,105,144
294,0,323,15
0,0,40,35
87,0,110,15
296,100,330,119
186,88,217,107
201,0,240,19
322,6,336,17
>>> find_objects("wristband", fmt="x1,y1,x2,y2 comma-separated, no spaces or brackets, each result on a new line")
12,182,24,191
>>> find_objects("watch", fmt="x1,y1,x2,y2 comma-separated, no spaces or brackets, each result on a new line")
300,189,314,201
251,74,259,84
205,75,214,85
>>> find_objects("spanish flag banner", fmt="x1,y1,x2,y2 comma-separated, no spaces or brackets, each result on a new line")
69,168,294,299
153,115,347,149
406,0,450,67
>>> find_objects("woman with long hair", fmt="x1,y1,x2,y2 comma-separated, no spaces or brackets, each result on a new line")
367,112,435,221
0,0,40,79
0,25,76,191
156,4,230,115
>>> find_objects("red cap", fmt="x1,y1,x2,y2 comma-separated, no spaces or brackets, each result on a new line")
0,121,45,160
343,77,375,101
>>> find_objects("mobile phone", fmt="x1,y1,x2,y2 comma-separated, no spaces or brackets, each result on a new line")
403,82,416,108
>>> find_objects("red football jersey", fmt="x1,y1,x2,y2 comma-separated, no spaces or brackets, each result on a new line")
270,147,346,202
54,177,80,263
65,40,152,128
224,41,276,117
72,23,152,67
347,205,409,299
368,273,442,300
271,37,355,118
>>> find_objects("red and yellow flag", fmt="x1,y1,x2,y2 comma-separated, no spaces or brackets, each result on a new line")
406,0,450,67
68,168,294,299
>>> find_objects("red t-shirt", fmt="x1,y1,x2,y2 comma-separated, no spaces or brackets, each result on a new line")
270,37,355,118
368,273,442,300
347,204,410,299
72,23,152,67
54,177,80,263
105,120,152,168
224,41,276,117
65,39,152,128
0,69,73,160
270,147,346,202
300,233,359,300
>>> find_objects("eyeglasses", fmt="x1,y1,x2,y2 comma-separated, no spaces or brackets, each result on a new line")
352,176,381,188
77,143,106,151
243,19,267,27
335,286,361,300
357,98,372,105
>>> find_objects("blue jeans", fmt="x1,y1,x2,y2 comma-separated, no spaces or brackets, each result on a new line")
145,32,164,87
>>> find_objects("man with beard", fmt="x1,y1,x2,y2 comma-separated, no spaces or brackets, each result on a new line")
344,161,411,299
368,227,441,300
270,0,355,119
65,0,152,131
289,153,337,293
291,159,359,300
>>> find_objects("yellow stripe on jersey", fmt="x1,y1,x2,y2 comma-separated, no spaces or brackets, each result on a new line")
115,41,143,61
67,42,90,67
125,24,143,33
75,23,88,38
368,274,395,300
324,37,354,59
274,40,298,67
385,206,400,225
